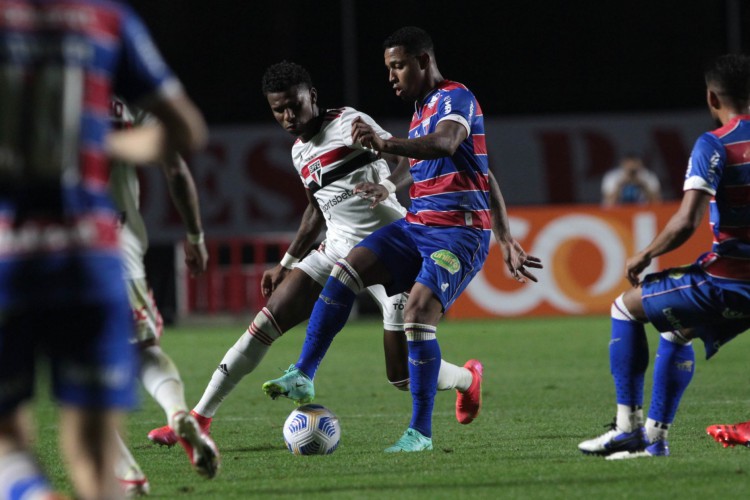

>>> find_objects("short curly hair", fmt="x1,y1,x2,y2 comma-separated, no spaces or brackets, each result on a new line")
262,61,313,95
705,54,750,108
383,26,433,56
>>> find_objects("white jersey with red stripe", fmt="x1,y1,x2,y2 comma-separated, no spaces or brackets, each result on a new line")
292,107,407,245
109,98,150,279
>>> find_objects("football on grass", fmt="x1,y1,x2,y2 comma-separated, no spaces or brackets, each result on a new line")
283,404,341,455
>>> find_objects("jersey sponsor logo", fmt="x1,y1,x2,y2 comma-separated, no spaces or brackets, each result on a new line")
707,150,720,186
319,189,355,214
218,363,229,376
443,96,452,113
661,307,684,330
431,249,461,274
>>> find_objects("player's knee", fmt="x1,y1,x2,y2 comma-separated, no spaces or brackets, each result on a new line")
612,293,638,322
331,259,363,293
246,307,283,347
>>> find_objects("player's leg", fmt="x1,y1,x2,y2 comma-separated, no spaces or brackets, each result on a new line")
59,406,123,499
372,287,477,418
0,406,57,499
114,431,150,496
193,268,322,415
578,288,649,455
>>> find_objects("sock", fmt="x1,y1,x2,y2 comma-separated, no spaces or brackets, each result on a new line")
114,432,144,479
646,332,695,440
139,345,188,427
0,451,53,500
194,308,283,417
645,418,670,443
615,404,644,433
296,260,361,378
405,323,441,438
436,360,473,392
609,295,649,430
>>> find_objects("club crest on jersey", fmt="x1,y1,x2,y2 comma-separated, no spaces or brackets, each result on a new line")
431,250,461,274
308,159,322,185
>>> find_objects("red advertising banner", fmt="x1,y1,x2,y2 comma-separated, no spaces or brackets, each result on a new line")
448,202,713,318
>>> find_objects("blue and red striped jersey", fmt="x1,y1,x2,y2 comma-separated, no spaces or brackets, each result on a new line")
684,115,750,280
406,80,490,230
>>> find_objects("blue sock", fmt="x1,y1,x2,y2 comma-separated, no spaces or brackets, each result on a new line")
296,275,356,378
648,335,695,425
406,324,441,438
610,318,649,407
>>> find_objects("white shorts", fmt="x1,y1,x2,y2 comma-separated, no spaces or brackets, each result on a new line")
296,237,407,331
126,277,164,344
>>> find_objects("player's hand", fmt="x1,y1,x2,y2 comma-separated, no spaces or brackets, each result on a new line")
499,238,542,283
184,241,208,277
261,264,290,298
354,181,389,209
625,252,651,287
351,117,385,151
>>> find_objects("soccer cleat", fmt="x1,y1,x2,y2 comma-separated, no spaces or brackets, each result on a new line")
578,422,647,456
384,428,433,453
456,359,483,424
606,439,670,460
173,411,220,479
706,421,750,448
147,410,212,447
117,467,150,497
262,364,315,404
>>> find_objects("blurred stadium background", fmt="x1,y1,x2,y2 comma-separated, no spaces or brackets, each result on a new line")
126,0,749,323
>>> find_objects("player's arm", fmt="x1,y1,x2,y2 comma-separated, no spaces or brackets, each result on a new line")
106,96,207,164
626,189,710,286
261,190,325,297
487,171,542,283
352,117,466,160
161,152,207,277
354,155,413,209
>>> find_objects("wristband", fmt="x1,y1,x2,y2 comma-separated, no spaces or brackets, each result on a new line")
187,232,204,245
380,179,397,195
280,252,300,270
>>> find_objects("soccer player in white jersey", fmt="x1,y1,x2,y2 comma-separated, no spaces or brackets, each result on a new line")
110,98,217,493
147,61,484,446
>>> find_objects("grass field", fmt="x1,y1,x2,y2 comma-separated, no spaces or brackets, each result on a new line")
34,315,750,499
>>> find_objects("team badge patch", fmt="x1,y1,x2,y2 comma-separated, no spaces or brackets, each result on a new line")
431,250,461,274
308,159,322,185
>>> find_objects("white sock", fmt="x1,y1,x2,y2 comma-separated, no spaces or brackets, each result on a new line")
194,308,283,418
0,451,52,499
114,432,143,479
645,418,670,442
436,360,473,392
616,404,643,432
139,345,187,426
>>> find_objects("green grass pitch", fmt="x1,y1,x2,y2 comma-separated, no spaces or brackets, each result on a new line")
34,316,750,498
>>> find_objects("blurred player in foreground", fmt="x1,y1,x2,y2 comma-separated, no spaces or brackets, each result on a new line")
707,419,750,448
0,0,207,498
148,60,485,447
579,54,750,459
263,27,540,452
110,98,216,495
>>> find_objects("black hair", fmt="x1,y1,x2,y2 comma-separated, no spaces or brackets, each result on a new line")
705,54,750,108
261,61,313,95
383,26,434,56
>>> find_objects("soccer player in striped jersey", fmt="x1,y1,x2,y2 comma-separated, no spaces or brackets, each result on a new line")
263,28,541,452
0,1,208,498
579,54,750,459
147,61,486,449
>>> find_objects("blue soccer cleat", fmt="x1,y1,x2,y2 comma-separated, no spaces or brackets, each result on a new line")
262,364,315,404
384,428,433,453
578,422,647,456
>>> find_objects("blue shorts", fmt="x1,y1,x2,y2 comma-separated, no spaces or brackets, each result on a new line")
641,262,750,359
0,253,137,414
356,219,490,311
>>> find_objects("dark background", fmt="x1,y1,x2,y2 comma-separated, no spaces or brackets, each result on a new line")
129,1,750,124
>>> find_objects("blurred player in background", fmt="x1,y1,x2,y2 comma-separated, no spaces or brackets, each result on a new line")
0,0,207,498
601,154,662,207
579,54,750,460
263,27,540,452
110,98,216,494
147,60,485,448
